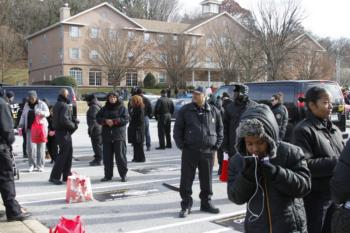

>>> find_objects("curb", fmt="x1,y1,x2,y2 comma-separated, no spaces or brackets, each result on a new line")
0,204,49,233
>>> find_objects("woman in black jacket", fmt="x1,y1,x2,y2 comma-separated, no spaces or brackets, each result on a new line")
228,104,311,233
270,92,288,140
293,86,344,233
128,95,145,162
96,92,129,182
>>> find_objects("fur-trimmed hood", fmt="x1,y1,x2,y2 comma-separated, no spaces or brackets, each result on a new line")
235,104,280,158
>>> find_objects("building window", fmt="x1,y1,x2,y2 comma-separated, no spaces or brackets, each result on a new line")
69,26,79,38
160,53,167,61
90,27,99,39
69,67,83,85
144,52,152,60
191,36,197,47
42,54,48,64
173,35,178,41
144,33,150,43
43,34,47,40
128,52,134,61
89,50,99,60
69,48,80,59
158,34,165,43
109,30,117,40
89,68,102,86
206,38,213,48
206,57,212,63
126,72,138,86
159,73,166,83
59,48,63,61
128,31,135,40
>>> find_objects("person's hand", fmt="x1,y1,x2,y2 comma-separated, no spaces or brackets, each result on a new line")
105,119,113,127
48,131,55,137
242,156,257,181
260,161,278,180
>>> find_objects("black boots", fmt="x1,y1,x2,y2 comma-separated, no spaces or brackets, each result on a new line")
200,202,220,214
179,199,193,218
89,158,101,166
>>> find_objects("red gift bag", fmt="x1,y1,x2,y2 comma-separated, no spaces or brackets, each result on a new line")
50,216,85,233
31,116,47,143
220,153,229,182
66,173,93,203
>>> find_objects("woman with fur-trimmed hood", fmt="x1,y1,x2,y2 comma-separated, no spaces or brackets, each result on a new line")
227,104,311,233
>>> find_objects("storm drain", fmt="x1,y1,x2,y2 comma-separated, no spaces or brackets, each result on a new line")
211,213,245,232
94,188,159,202
132,165,180,174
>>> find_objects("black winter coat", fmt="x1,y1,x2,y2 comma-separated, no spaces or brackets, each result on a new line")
173,102,223,153
271,103,288,140
331,139,350,204
228,104,311,233
142,95,153,118
96,100,129,142
0,97,15,146
53,95,76,133
128,106,145,144
154,96,174,118
223,97,257,156
293,111,344,194
86,98,102,137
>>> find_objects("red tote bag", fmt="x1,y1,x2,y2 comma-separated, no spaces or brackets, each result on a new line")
31,116,47,143
50,216,85,233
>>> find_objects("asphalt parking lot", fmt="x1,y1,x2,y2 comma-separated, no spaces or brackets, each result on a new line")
11,116,245,233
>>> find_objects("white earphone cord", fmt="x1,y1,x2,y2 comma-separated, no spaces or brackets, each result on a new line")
246,156,265,223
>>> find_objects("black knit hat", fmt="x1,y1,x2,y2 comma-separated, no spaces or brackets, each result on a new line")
85,94,96,102
233,84,249,95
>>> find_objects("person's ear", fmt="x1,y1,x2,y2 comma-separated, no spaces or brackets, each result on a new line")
308,101,317,111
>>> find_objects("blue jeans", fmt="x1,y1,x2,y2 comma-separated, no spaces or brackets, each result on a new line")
144,116,151,148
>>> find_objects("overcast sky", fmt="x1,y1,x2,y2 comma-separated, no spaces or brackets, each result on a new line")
178,0,350,39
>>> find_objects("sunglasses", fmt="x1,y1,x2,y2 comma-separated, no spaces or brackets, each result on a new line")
270,99,276,102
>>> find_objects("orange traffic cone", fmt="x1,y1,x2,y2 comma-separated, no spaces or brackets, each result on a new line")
220,153,229,182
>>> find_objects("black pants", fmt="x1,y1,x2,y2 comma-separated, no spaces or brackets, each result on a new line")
304,191,335,233
217,147,224,174
133,143,145,162
180,148,214,209
0,145,22,218
22,129,27,158
103,140,127,179
157,114,172,148
91,134,102,161
47,135,58,161
50,131,73,181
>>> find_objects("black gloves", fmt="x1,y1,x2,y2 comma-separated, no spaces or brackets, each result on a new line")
260,161,278,180
242,156,257,181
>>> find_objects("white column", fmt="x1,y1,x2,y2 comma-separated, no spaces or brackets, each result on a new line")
208,70,211,87
192,70,195,86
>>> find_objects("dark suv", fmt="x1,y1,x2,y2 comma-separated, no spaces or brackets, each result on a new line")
212,80,346,142
2,85,77,127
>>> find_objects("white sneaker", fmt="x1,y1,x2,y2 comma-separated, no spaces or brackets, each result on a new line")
28,166,34,172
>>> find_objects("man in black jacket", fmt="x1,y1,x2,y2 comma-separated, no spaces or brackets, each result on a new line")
136,88,153,151
155,89,174,149
223,84,257,157
49,88,78,185
0,88,31,221
85,94,102,166
174,86,223,218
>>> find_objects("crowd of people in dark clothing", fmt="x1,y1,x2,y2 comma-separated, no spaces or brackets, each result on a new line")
1,84,350,232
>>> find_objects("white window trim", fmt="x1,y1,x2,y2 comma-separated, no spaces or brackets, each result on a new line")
89,50,99,60
69,26,80,38
90,27,99,39
144,33,150,43
69,48,80,60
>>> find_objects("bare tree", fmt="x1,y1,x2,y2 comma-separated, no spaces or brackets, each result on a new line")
0,26,24,83
208,22,264,84
147,0,180,22
154,34,198,88
85,24,146,88
253,0,305,80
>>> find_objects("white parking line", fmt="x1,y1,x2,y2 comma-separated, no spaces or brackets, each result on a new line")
16,177,180,198
125,210,245,233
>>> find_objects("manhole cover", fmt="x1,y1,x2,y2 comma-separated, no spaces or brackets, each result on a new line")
94,188,159,202
212,213,245,232
133,166,180,174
